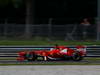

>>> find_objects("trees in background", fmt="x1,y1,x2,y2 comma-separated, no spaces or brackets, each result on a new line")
0,0,34,38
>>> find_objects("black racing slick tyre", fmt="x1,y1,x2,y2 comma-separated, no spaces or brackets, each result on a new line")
26,53,37,61
72,52,83,61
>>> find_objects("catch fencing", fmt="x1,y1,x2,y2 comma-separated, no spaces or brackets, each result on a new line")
0,24,97,41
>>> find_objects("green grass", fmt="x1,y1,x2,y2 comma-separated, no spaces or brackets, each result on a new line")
0,62,100,65
0,40,100,45
84,57,100,61
0,57,100,61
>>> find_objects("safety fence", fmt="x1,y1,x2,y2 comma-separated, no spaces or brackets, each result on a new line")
0,24,97,41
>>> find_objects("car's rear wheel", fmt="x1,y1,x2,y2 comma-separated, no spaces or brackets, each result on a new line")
72,52,83,61
26,53,37,61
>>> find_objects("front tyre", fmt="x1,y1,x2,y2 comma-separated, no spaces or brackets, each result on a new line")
72,52,83,61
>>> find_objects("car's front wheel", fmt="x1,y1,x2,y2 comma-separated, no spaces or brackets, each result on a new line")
72,52,83,61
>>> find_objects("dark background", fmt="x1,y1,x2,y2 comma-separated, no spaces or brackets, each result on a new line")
0,0,97,24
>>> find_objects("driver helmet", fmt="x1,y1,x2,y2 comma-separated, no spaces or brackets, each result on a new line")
76,45,85,49
55,46,66,50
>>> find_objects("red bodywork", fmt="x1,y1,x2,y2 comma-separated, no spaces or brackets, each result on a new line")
17,45,86,61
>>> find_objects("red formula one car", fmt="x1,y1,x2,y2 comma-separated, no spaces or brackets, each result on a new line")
17,45,86,61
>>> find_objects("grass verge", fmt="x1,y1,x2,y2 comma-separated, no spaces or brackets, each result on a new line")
0,40,100,45
0,62,100,65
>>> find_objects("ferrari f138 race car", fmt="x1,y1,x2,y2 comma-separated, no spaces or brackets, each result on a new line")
17,45,86,61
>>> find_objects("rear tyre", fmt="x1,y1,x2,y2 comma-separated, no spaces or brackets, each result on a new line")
72,52,83,61
26,53,37,61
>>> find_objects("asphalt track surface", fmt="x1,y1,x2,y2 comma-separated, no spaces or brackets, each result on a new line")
0,65,100,75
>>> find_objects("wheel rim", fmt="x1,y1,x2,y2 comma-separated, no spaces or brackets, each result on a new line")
72,53,82,61
74,54,80,60
26,53,37,61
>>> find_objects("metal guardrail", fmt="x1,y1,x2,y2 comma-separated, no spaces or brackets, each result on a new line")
0,46,100,57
